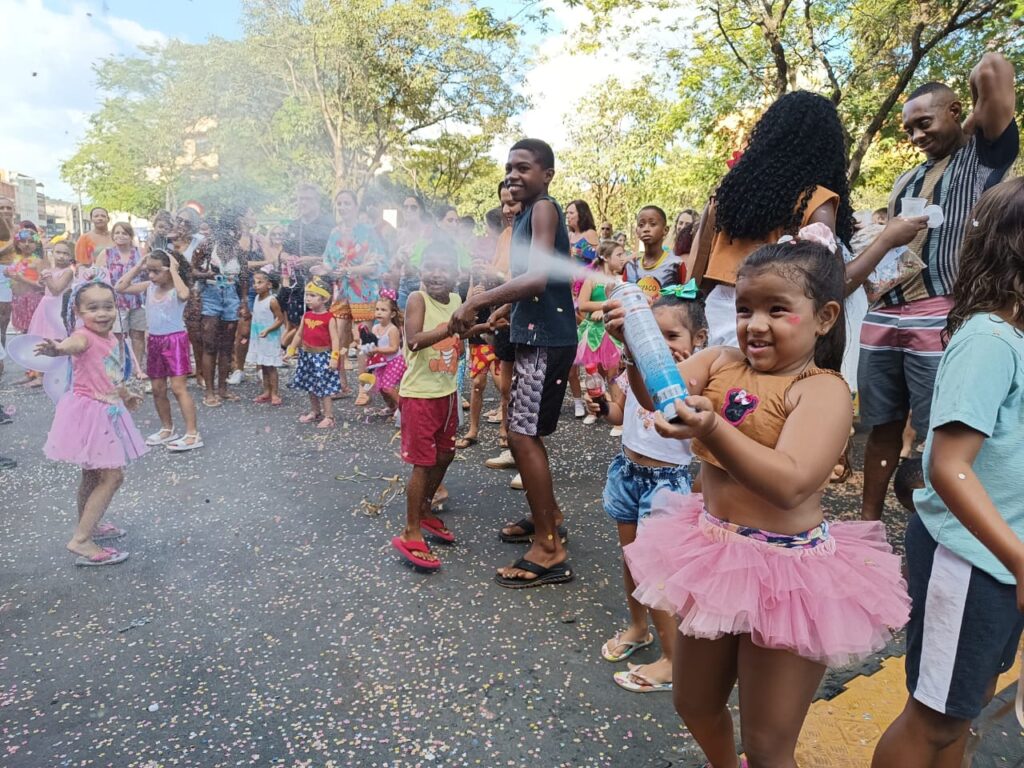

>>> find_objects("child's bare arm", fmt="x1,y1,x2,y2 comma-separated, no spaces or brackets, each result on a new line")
587,377,627,425
658,373,851,509
929,422,1024,605
375,325,401,354
405,293,453,350
36,333,89,357
263,298,285,336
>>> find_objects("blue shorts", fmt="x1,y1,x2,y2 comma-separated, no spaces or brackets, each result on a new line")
603,451,691,525
201,283,241,322
905,514,1024,720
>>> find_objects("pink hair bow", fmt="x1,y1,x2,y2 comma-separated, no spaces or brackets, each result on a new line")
380,288,397,301
777,222,837,254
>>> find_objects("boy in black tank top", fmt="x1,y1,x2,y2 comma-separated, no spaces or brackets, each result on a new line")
449,138,575,588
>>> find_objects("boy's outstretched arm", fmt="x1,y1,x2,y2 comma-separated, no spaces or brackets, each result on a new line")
450,200,558,334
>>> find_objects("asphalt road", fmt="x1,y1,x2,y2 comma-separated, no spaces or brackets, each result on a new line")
0,361,1014,768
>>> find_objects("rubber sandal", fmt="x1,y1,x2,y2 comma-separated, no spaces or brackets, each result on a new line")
454,436,478,450
430,493,449,512
316,417,336,429
601,632,655,662
298,412,322,424
145,428,178,447
494,558,573,589
202,396,222,407
485,410,502,424
354,390,371,406
167,433,204,452
219,392,240,402
73,546,129,567
612,664,672,693
498,518,568,544
253,394,271,404
270,396,283,406
391,537,441,570
92,523,126,541
420,516,455,543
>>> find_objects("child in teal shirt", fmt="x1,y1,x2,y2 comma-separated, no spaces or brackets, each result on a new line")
874,178,1024,767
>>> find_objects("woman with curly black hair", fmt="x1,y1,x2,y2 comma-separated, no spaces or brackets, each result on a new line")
694,90,855,346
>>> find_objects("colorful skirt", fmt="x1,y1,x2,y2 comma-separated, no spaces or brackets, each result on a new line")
576,318,622,370
11,291,43,333
624,492,910,667
288,350,341,397
374,354,406,392
44,393,148,469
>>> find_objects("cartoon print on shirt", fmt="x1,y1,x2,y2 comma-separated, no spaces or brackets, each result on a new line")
722,387,759,426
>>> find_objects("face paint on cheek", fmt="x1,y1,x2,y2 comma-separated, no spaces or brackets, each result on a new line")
786,314,801,325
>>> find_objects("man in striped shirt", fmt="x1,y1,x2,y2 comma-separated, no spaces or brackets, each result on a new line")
852,53,1018,523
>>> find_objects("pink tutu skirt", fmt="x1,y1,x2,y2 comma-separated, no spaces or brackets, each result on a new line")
27,293,68,340
624,492,910,667
44,392,148,469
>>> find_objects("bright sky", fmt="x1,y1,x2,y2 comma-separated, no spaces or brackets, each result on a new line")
0,0,679,203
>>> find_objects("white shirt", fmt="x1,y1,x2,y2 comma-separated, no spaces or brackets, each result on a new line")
620,375,694,466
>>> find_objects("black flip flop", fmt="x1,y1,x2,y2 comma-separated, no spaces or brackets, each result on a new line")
498,517,568,544
494,558,574,589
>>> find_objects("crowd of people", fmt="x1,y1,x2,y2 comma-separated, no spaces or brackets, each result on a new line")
0,49,1021,768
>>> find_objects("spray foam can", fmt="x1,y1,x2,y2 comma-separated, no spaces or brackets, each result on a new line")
610,282,688,421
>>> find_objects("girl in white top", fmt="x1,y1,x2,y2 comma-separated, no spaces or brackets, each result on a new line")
247,269,285,405
115,249,201,451
586,286,708,693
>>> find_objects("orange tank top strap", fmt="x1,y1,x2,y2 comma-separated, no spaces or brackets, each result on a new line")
692,361,847,469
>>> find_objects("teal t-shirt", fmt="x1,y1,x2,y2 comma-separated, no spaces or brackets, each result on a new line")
914,313,1024,584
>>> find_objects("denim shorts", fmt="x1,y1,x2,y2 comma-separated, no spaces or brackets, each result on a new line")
201,283,241,322
603,451,691,524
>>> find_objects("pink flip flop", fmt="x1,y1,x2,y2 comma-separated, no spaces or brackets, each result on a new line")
74,546,129,567
419,516,455,543
391,537,441,570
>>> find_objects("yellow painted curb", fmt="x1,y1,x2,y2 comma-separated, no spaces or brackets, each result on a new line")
795,645,1021,766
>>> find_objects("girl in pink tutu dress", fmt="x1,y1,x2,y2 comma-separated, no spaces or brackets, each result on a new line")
575,240,626,421
36,281,148,568
27,244,75,341
607,232,910,768
357,292,406,417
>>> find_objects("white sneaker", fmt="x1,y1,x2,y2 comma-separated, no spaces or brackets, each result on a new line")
609,426,624,438
485,449,516,469
583,414,597,425
226,369,244,385
509,473,524,490
574,399,586,418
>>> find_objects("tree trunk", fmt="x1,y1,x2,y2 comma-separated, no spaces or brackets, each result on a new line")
847,50,925,185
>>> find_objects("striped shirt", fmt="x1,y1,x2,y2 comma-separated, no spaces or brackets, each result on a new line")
882,121,1018,308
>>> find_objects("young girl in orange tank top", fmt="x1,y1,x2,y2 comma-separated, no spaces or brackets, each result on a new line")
606,229,909,768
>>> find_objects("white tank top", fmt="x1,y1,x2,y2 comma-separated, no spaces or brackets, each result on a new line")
621,376,694,466
145,283,187,336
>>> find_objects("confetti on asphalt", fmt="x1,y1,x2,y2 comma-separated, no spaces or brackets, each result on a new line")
0,360,912,767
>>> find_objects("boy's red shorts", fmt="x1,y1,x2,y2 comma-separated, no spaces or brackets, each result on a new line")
400,393,458,466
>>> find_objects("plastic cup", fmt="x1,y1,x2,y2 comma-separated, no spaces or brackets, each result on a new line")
901,197,927,217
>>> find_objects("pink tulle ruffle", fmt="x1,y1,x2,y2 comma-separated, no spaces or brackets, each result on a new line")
624,492,910,667
575,334,621,370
